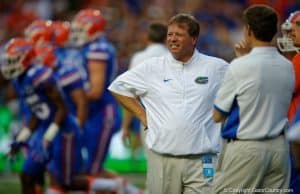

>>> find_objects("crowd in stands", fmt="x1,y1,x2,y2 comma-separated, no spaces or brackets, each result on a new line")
0,0,299,74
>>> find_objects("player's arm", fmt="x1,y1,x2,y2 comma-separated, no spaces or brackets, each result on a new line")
10,110,39,156
44,84,67,125
111,92,147,127
59,67,88,127
86,59,106,100
70,88,88,127
14,115,38,144
42,85,67,145
26,115,38,132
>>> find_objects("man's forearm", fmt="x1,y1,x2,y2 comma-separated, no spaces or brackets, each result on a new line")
111,92,147,127
122,109,133,129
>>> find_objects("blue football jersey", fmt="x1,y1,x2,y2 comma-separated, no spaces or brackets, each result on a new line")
81,35,118,114
12,64,73,132
13,63,84,185
56,47,89,90
13,65,57,126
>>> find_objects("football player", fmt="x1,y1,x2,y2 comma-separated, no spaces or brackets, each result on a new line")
71,8,121,176
1,38,82,194
29,20,129,194
71,9,143,194
277,11,300,194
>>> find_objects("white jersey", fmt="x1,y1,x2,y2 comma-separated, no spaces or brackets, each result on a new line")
214,47,294,140
109,50,228,155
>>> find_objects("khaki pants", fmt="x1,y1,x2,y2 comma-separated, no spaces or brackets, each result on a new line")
214,136,290,194
146,149,217,194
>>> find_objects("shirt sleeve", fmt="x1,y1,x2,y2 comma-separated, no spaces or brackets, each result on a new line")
213,59,229,93
214,66,238,114
108,62,148,98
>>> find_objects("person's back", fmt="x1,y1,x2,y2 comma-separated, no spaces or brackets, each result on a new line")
81,36,118,113
225,49,294,139
213,5,294,193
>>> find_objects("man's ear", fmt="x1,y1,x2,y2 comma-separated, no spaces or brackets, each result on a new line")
192,37,198,47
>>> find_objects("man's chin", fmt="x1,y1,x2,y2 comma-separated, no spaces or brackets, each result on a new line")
170,49,181,56
170,52,181,60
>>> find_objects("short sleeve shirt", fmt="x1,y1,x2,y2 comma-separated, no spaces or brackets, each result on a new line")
214,47,294,140
109,50,228,155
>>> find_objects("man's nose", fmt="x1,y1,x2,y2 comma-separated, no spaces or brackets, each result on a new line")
169,35,178,41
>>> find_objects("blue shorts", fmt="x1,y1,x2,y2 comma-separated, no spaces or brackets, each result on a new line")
82,102,121,175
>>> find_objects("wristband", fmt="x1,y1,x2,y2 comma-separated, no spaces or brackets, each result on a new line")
43,123,59,142
16,127,31,142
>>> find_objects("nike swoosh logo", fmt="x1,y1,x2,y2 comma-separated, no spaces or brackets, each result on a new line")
163,79,172,82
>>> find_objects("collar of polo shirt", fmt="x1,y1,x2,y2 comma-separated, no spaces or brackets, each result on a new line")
167,49,198,67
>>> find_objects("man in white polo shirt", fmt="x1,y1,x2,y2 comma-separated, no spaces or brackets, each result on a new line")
108,13,228,194
213,5,294,193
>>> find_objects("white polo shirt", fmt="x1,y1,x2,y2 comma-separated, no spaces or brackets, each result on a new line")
214,47,294,140
108,50,228,155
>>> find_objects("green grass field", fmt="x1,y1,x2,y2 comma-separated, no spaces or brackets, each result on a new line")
0,174,20,194
0,173,146,194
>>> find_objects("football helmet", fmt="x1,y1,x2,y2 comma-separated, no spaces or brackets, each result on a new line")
34,44,57,68
1,38,35,79
51,21,71,47
71,9,106,47
277,11,300,53
24,20,54,46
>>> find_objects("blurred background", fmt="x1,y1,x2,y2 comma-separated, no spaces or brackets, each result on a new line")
0,0,300,193
1,0,299,69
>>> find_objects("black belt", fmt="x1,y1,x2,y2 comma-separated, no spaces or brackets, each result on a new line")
159,152,217,159
226,131,285,143
226,138,235,143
